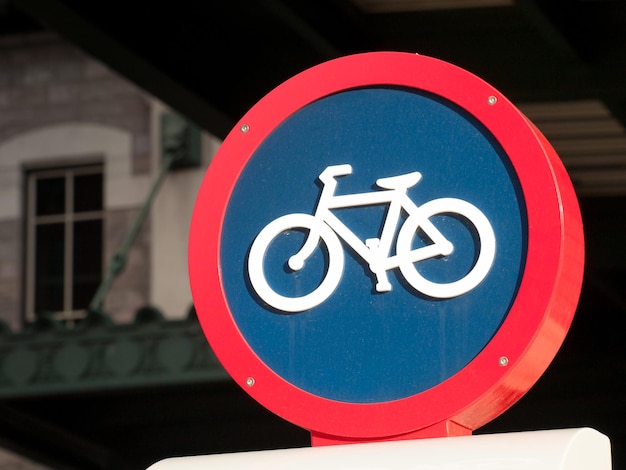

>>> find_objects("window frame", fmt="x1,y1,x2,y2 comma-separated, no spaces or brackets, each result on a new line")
24,163,105,324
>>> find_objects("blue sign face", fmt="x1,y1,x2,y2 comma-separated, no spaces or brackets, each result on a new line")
221,87,526,404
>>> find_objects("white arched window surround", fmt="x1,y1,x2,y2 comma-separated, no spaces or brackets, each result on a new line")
0,122,150,217
0,122,151,322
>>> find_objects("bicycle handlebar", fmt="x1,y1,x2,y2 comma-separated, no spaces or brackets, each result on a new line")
319,164,353,185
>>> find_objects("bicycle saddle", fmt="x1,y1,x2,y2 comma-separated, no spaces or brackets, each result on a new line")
376,171,422,189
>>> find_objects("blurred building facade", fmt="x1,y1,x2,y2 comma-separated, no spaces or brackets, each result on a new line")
0,31,220,329
0,31,227,470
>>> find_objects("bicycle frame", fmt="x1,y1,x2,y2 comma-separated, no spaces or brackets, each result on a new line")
292,164,453,292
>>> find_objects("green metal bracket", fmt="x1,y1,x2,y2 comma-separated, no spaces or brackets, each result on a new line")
88,112,202,315
161,111,202,170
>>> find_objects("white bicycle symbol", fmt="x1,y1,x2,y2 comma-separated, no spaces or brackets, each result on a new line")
248,164,496,312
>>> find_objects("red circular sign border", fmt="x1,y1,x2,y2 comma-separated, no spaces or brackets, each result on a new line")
188,52,584,439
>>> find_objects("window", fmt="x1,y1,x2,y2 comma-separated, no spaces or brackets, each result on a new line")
25,164,104,324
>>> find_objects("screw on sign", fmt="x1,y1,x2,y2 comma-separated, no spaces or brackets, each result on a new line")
188,52,584,445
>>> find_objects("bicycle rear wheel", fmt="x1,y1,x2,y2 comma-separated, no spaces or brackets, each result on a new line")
248,213,344,312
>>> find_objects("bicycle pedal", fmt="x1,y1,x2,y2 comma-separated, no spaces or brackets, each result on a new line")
376,282,392,292
365,238,380,248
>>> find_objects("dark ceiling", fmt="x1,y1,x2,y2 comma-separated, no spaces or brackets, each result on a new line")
1,0,626,469
7,0,626,138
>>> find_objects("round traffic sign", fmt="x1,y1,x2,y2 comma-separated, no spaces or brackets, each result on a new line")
188,52,584,440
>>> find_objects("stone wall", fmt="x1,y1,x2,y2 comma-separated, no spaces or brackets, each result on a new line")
104,208,151,323
0,220,21,332
0,447,50,470
0,32,153,329
0,32,150,173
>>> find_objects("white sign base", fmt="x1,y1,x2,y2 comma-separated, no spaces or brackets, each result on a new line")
147,428,611,470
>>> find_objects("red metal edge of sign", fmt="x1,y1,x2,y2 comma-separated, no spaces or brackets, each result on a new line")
188,52,585,440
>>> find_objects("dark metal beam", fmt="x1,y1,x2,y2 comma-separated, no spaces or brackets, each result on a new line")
0,404,125,470
515,0,580,62
259,0,340,59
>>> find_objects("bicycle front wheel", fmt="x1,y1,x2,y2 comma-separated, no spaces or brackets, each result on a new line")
248,213,344,312
397,198,496,299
